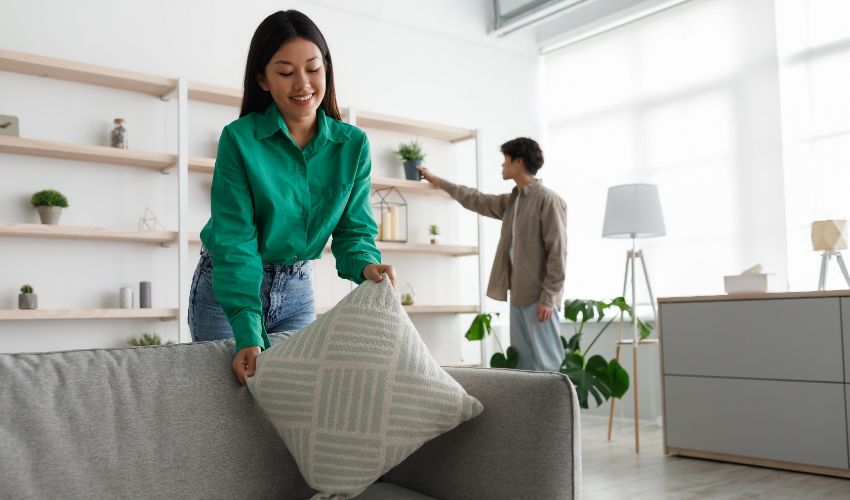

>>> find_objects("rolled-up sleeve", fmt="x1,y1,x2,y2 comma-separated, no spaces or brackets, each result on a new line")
208,126,268,353
331,135,381,283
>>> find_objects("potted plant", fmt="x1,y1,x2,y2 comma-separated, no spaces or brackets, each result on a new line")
561,297,653,409
128,333,174,346
428,224,440,244
465,312,518,368
18,284,37,310
394,140,426,181
31,189,69,225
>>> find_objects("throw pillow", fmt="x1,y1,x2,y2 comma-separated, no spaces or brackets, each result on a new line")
246,275,484,500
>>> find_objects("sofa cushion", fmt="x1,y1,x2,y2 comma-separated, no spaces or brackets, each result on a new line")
246,276,483,500
357,482,438,499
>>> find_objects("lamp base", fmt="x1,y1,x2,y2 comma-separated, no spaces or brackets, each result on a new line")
817,251,850,291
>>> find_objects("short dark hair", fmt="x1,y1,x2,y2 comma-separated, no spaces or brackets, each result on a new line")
240,10,340,120
500,137,544,175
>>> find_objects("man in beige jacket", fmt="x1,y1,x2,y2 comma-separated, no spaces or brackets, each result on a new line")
418,137,567,372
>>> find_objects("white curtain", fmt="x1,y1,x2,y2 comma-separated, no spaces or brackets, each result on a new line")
775,0,850,291
541,0,788,306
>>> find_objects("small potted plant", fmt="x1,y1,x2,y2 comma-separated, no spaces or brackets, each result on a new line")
31,189,69,225
128,333,174,346
428,224,440,245
394,140,426,181
400,283,416,306
18,284,37,310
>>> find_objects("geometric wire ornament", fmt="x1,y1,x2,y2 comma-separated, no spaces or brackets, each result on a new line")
137,207,166,231
371,187,408,243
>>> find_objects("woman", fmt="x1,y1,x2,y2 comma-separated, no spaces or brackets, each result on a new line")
189,10,396,385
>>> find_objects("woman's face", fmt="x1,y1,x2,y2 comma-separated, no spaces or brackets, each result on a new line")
258,37,326,121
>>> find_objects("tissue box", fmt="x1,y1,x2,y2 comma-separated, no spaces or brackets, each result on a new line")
724,274,770,294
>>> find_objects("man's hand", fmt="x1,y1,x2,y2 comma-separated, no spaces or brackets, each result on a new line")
537,303,554,322
363,263,397,290
417,166,440,186
232,346,261,385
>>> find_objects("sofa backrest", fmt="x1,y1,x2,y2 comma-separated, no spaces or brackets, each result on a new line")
0,336,316,500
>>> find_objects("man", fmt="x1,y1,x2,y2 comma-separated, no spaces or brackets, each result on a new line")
418,137,567,372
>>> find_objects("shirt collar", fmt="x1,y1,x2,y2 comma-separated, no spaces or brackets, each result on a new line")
514,178,542,195
256,102,350,144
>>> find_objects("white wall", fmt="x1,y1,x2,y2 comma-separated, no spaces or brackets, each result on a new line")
0,0,543,358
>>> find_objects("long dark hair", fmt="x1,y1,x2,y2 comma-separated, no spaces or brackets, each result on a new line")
240,10,341,120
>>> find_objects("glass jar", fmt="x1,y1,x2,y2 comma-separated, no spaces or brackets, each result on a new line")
111,118,127,149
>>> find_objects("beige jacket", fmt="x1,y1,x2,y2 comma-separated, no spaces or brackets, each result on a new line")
438,178,567,308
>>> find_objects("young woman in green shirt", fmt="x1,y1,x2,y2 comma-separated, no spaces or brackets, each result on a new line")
189,10,396,385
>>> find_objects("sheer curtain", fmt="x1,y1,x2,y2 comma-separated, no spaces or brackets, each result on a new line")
541,0,787,306
775,0,850,291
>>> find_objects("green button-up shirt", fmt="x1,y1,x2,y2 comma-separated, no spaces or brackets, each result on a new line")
199,103,381,353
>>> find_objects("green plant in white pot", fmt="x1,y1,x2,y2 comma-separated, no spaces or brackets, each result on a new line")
18,284,37,310
31,189,68,225
395,140,426,181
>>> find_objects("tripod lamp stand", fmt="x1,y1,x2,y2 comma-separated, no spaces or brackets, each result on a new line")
601,183,666,453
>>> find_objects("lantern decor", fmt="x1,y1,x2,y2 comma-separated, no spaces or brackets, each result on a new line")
371,187,408,243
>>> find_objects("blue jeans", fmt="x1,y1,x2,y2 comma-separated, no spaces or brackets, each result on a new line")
510,303,564,372
188,249,316,342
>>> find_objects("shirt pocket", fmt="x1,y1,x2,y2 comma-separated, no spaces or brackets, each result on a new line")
312,182,353,227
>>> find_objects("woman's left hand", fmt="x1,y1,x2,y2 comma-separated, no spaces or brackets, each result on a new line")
363,263,397,290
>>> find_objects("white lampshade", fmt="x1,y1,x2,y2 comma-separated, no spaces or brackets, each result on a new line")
602,183,666,239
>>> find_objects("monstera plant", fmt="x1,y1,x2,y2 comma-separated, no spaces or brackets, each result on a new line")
561,297,653,409
464,312,518,368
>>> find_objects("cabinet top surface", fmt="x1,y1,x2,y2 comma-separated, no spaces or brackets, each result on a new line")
658,289,850,304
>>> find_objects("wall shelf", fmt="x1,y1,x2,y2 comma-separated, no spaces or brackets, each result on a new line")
0,308,178,321
187,81,242,107
316,304,478,315
0,223,176,245
0,136,175,171
186,156,446,196
354,110,475,143
0,49,176,97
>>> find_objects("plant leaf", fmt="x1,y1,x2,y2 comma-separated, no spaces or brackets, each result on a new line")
490,352,507,368
505,346,519,368
608,359,629,398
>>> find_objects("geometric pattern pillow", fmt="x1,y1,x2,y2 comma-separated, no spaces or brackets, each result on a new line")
246,275,484,500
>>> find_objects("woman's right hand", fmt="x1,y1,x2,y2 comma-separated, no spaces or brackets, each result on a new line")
232,346,262,385
417,165,439,186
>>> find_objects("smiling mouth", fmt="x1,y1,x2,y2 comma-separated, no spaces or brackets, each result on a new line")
290,93,314,103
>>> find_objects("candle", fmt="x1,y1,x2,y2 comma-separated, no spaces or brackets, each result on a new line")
381,209,391,241
389,206,399,240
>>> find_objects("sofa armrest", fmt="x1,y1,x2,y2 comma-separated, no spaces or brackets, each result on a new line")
382,367,581,500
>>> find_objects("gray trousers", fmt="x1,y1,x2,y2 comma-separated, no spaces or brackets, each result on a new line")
510,303,564,372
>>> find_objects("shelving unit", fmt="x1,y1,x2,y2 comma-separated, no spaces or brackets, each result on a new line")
0,308,178,321
0,49,485,364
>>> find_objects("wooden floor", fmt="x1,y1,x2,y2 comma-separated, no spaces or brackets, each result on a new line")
581,416,850,500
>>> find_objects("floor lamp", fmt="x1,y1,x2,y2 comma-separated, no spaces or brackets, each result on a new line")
601,183,666,453
811,220,850,291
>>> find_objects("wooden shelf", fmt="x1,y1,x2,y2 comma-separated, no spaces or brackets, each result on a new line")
0,49,176,97
322,241,476,256
0,136,175,171
0,223,176,244
354,110,475,143
316,304,478,315
186,158,446,197
187,81,242,107
188,156,215,174
0,308,178,321
371,177,447,196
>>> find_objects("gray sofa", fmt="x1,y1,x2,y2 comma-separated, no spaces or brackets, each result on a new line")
0,334,581,499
